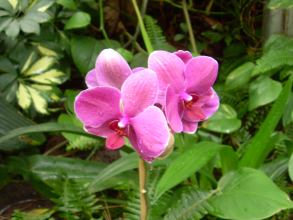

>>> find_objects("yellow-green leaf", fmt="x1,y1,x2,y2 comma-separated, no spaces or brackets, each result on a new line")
17,83,32,110
24,56,55,75
31,84,53,91
8,0,17,9
21,52,37,73
37,45,58,57
30,69,65,84
27,87,48,114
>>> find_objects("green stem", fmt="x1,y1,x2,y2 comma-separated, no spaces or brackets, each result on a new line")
139,158,148,220
99,0,109,41
182,0,199,55
131,0,153,54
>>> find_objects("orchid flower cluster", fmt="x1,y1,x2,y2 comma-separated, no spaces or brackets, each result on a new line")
74,49,219,162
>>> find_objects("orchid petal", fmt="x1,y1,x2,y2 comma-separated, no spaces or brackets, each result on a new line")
85,69,98,88
182,120,198,134
74,86,121,127
148,50,185,92
132,67,145,73
106,133,125,150
96,49,132,89
183,89,220,122
129,106,169,161
185,56,218,94
84,124,112,138
166,87,183,133
174,50,193,63
200,88,220,119
121,69,158,117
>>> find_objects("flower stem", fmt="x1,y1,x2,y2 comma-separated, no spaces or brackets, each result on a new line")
131,0,154,54
139,157,147,220
182,0,199,55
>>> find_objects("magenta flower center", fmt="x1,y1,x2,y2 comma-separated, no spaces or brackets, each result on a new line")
181,93,198,110
108,117,129,137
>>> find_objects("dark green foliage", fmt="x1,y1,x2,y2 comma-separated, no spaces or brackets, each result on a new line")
164,189,214,220
51,177,100,220
144,15,175,52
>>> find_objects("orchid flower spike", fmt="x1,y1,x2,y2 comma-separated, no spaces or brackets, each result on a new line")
75,69,170,162
85,48,143,89
148,50,220,134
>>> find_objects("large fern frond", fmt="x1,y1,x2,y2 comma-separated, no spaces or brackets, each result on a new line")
164,189,215,220
52,177,100,220
144,15,175,51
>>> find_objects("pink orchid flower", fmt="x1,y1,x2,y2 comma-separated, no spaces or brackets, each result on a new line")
148,50,220,134
84,48,144,89
74,69,170,162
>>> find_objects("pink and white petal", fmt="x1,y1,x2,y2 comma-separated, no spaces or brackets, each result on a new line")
129,106,169,161
183,105,206,122
106,133,125,150
166,87,183,133
84,124,113,138
200,88,220,119
132,67,145,73
96,49,132,89
121,69,158,117
74,86,121,127
185,56,218,94
85,69,99,88
183,89,220,122
174,50,193,63
148,50,185,92
182,120,198,134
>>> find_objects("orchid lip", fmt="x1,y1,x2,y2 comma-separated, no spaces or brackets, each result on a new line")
180,92,193,102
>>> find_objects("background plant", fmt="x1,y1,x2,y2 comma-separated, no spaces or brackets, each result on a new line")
0,0,292,219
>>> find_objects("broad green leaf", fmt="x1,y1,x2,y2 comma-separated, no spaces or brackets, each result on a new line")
30,69,66,84
71,36,120,75
225,62,255,90
210,168,293,220
64,11,91,30
262,157,288,180
8,0,17,9
252,35,293,76
64,89,79,113
219,146,238,174
17,83,31,110
130,52,148,68
289,153,293,181
283,92,293,126
0,122,90,145
36,45,58,57
57,0,77,9
7,155,135,192
0,17,13,32
21,52,37,73
27,86,48,114
89,153,138,192
240,79,292,168
268,0,293,9
5,19,19,37
29,0,54,12
202,104,241,133
19,18,40,34
0,97,45,151
116,48,134,62
249,76,282,110
155,142,224,199
24,56,55,75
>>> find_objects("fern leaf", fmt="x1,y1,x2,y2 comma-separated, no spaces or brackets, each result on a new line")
144,15,175,51
164,189,215,220
52,177,100,219
66,135,100,151
123,190,141,220
253,35,293,76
